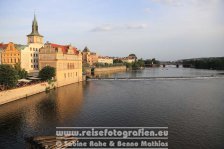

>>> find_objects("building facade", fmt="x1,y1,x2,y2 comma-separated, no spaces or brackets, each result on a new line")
39,42,82,87
121,54,137,63
0,43,8,64
82,46,98,66
98,56,113,64
0,42,21,66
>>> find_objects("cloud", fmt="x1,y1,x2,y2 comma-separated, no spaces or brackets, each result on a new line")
91,24,113,32
91,23,148,32
151,0,183,6
144,8,152,13
151,0,219,7
126,24,148,29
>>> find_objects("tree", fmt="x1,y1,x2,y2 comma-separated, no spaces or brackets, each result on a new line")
38,66,56,81
14,63,28,79
0,64,19,88
113,59,123,64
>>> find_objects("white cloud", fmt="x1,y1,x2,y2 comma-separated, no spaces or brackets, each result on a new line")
126,24,148,29
91,23,148,32
91,24,113,32
151,0,219,7
144,8,152,13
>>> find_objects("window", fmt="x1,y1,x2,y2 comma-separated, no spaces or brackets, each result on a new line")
64,73,66,78
76,72,77,76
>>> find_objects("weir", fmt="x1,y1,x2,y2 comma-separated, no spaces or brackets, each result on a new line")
87,76,224,81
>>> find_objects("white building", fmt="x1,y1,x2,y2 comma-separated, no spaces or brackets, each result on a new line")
20,14,44,74
98,56,113,64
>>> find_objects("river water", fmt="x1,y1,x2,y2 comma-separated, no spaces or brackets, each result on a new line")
0,67,224,149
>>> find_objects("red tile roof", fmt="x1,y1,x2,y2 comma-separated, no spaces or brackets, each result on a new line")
49,43,78,55
0,43,8,49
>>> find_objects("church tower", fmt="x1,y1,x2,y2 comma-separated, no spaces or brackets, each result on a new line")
27,14,43,44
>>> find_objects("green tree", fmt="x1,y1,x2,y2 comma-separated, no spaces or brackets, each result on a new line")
38,66,56,81
113,59,123,64
0,64,19,88
14,63,28,79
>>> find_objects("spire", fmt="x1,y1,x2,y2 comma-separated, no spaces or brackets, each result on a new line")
27,13,43,37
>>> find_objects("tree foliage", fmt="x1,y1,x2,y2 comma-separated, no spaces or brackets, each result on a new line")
38,66,56,81
0,64,19,88
14,63,28,79
182,57,224,70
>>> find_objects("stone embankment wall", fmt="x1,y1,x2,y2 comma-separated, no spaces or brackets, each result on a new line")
85,66,126,74
0,75,87,105
94,66,126,73
0,82,54,105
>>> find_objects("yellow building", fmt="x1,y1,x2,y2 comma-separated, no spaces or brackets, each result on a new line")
0,42,21,65
82,46,98,66
98,56,113,64
39,42,82,87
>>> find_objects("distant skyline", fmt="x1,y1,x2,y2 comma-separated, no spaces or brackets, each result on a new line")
0,0,224,61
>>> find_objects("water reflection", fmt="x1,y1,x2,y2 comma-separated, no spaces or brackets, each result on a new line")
0,68,224,148
55,82,84,124
0,83,84,148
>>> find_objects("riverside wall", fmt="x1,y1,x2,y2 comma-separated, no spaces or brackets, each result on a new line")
0,75,87,105
94,66,126,73
0,82,55,105
85,66,126,74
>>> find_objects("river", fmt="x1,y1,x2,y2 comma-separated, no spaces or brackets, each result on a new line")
0,67,224,149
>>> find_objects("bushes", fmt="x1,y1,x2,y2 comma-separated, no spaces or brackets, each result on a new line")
38,66,56,81
0,64,19,88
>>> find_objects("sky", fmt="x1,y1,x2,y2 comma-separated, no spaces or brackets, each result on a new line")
0,0,224,61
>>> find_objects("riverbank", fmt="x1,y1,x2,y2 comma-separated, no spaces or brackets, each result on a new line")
0,82,54,105
0,76,86,105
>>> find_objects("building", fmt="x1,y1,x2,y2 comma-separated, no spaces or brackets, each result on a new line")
0,42,21,66
39,42,82,87
121,54,137,63
0,43,8,64
21,14,44,73
82,46,98,66
98,56,113,64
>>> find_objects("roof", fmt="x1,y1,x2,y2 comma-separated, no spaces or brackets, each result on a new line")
15,44,28,50
49,43,79,55
27,14,43,37
83,46,90,52
129,54,136,57
0,43,8,50
98,56,113,59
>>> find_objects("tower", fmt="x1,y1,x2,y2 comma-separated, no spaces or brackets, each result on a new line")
27,14,43,44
